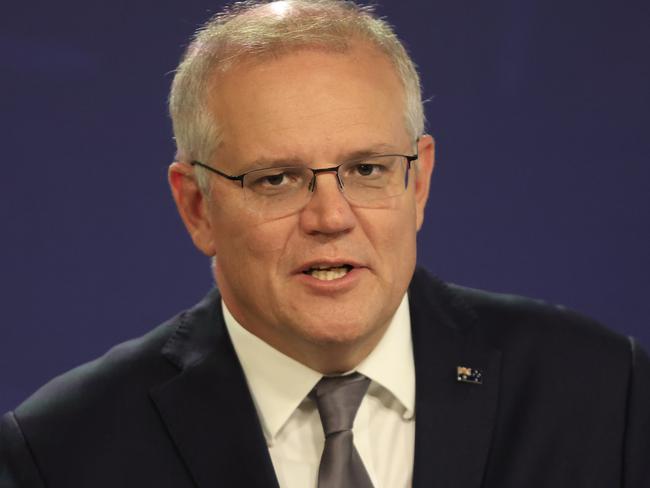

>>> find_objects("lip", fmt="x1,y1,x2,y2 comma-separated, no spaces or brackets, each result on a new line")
292,259,368,294
293,265,366,293
293,259,366,275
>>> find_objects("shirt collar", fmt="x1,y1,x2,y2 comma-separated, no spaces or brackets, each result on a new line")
356,294,415,420
222,293,415,443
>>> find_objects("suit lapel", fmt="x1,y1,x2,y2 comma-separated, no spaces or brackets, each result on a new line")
149,290,279,488
410,269,501,488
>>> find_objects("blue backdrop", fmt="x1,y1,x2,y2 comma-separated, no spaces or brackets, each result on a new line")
1,0,648,413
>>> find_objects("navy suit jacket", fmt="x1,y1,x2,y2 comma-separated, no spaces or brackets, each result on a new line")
1,268,649,487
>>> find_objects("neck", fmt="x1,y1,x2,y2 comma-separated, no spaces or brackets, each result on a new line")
290,337,382,375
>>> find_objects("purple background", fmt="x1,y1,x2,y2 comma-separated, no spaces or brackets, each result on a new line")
1,0,648,413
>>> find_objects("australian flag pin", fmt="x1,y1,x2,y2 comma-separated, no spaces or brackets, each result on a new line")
457,365,483,384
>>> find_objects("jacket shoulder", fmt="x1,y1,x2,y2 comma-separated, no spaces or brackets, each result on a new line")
410,267,634,364
14,316,180,425
2,290,224,486
447,281,631,357
13,288,222,424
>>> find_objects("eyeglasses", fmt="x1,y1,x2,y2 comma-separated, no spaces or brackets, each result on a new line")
190,152,418,219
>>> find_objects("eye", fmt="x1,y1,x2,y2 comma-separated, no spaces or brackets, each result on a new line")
355,163,378,177
262,173,289,186
348,161,389,179
251,171,294,188
246,167,307,194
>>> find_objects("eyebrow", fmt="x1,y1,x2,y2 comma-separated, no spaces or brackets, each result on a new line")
242,143,400,171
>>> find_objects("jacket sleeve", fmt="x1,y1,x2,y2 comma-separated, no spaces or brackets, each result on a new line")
0,412,46,488
623,338,650,488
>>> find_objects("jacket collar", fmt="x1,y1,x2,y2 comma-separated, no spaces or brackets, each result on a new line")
149,289,279,488
409,268,501,488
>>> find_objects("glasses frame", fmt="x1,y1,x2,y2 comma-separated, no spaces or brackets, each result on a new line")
190,152,419,194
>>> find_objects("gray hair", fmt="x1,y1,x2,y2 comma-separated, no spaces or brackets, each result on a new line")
169,0,425,191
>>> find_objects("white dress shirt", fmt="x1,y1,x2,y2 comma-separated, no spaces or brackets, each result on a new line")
223,294,416,488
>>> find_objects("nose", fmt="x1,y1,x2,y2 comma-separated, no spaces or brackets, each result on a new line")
299,170,356,236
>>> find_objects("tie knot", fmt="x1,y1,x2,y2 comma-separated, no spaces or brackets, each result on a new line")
312,372,370,436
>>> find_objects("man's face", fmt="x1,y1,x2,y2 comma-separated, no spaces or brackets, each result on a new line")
171,43,434,371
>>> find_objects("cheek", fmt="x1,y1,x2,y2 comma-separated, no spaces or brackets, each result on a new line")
357,202,418,269
246,216,300,254
213,210,298,269
213,218,294,309
362,197,418,241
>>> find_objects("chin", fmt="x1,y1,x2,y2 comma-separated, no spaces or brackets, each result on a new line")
299,316,378,347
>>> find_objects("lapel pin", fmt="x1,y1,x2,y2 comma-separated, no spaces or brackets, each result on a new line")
457,365,483,385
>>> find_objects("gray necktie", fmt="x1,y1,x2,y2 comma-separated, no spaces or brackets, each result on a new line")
312,372,374,488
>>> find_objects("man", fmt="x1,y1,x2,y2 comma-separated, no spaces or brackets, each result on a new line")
1,1,648,487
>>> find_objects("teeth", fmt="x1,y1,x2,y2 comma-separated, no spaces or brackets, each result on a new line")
309,266,349,281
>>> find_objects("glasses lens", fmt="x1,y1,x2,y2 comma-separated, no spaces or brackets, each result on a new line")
339,155,408,206
242,166,312,217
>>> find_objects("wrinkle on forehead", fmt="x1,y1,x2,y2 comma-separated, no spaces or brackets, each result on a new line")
236,142,404,171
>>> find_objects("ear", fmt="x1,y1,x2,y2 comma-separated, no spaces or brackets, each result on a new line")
413,134,435,231
168,162,216,256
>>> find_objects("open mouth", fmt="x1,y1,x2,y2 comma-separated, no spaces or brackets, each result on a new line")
302,264,354,281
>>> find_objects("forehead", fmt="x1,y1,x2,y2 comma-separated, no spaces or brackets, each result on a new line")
208,43,410,166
